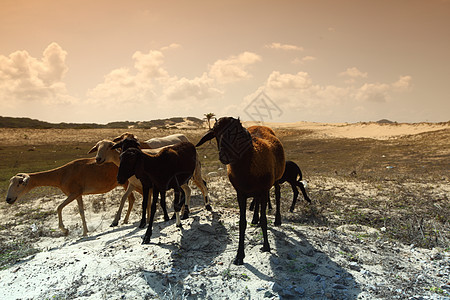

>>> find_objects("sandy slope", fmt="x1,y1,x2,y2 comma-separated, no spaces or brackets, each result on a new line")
244,121,450,140
0,183,448,300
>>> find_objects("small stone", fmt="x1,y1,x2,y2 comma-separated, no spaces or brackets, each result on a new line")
286,252,296,260
294,286,305,295
333,284,347,290
315,275,321,281
264,291,274,298
349,262,361,271
272,283,282,293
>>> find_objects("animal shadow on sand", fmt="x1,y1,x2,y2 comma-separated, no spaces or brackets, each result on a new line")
259,226,362,299
142,210,228,298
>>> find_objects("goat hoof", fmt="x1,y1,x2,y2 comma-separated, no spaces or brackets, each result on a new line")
138,221,146,229
260,245,271,252
274,220,282,226
289,207,295,213
251,219,259,226
233,257,244,265
181,213,189,220
110,221,119,227
205,204,212,211
176,223,183,228
164,215,170,222
142,236,151,244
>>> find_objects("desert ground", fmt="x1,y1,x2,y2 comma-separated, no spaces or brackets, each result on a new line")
0,121,449,299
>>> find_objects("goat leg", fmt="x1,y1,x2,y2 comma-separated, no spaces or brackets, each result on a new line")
289,181,299,212
139,185,150,228
259,192,271,252
76,196,88,236
158,191,170,222
234,192,247,265
251,199,260,225
297,180,311,203
112,184,134,227
57,194,78,236
143,188,159,244
180,184,191,220
274,183,282,226
173,190,183,228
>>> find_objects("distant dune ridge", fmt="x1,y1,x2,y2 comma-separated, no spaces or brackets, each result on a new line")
1,116,449,140
0,116,205,129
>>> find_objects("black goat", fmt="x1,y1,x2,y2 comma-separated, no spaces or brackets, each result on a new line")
115,141,196,244
249,160,311,224
112,137,169,226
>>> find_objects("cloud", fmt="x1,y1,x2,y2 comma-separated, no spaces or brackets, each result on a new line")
208,52,261,84
292,56,317,64
88,47,233,107
132,50,169,78
160,43,181,51
392,75,412,90
243,71,413,121
339,67,368,78
86,67,155,105
265,42,304,51
267,71,312,89
0,42,71,104
165,73,223,101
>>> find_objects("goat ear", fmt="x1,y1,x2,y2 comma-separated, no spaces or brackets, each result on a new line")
87,144,98,154
112,133,125,143
19,174,30,186
111,141,123,150
196,130,215,147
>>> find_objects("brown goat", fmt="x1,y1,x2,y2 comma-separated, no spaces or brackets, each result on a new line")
6,159,134,236
196,117,285,265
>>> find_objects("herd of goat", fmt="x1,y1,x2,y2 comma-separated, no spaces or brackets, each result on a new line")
5,117,310,265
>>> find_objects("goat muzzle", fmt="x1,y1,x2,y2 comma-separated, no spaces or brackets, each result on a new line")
6,197,16,204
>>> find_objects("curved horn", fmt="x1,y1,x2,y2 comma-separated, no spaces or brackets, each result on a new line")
87,144,98,154
196,130,215,147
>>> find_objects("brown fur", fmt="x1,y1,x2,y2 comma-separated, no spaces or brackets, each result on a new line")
6,158,134,236
196,117,285,265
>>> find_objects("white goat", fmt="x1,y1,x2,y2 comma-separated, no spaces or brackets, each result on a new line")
6,159,135,236
112,132,212,215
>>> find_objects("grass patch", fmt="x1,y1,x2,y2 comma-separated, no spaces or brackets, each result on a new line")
0,239,40,270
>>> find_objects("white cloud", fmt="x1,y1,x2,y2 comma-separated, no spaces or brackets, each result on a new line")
339,67,368,78
392,75,412,90
208,52,261,84
165,73,223,101
267,71,312,89
132,50,169,78
160,43,181,51
265,42,304,51
86,67,155,105
0,42,72,104
242,71,413,121
292,56,317,64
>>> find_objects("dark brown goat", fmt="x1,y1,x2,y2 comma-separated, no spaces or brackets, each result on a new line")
111,137,170,227
196,117,285,265
115,141,197,244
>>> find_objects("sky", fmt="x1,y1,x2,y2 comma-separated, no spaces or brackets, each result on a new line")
1,0,449,124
